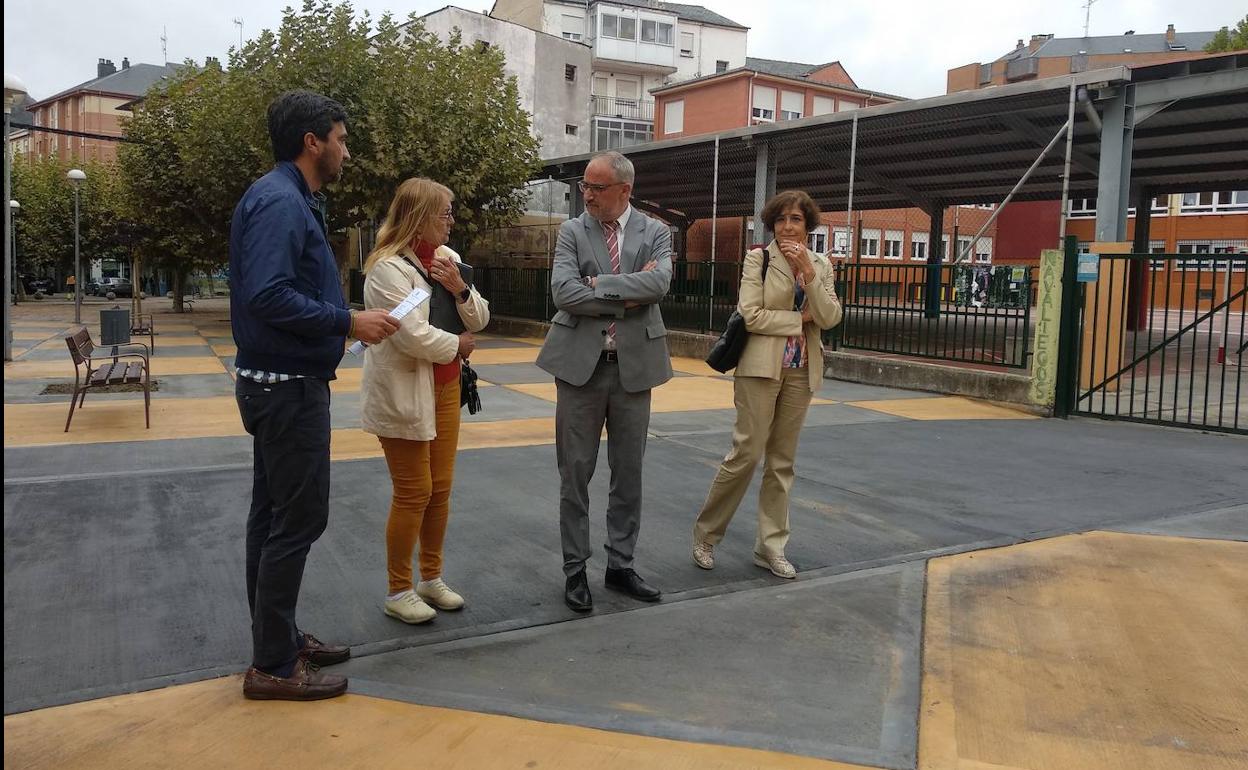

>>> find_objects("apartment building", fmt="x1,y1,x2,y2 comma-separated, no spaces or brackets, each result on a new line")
16,58,184,163
490,0,748,149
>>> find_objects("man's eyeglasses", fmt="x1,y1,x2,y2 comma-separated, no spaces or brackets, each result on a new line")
577,181,625,194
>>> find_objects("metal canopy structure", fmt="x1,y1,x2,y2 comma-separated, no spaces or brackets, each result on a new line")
537,54,1248,223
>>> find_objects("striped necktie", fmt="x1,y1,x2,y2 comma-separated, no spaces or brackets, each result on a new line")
603,219,620,349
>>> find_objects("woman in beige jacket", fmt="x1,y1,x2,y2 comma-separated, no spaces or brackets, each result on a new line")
361,178,489,624
692,190,842,579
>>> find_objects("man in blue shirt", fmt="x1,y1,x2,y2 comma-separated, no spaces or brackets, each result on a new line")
231,90,398,701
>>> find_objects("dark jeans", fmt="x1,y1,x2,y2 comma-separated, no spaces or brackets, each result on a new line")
235,376,332,672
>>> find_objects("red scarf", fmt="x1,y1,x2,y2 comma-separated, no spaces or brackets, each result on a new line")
415,241,461,386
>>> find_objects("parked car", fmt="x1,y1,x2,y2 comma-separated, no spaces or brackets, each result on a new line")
100,278,133,297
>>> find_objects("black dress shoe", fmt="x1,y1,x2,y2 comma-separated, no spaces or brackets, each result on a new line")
565,570,593,612
604,568,661,602
296,631,350,667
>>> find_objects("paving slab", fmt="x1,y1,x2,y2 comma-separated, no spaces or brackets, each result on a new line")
1107,502,1248,541
345,562,925,769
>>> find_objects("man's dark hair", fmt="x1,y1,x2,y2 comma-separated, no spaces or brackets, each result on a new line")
266,90,348,163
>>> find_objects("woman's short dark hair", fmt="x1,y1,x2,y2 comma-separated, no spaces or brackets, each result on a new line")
761,190,822,232
267,90,348,163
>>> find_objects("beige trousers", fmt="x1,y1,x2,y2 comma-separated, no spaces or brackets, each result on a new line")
693,366,813,557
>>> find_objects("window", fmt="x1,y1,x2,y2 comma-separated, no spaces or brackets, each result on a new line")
780,91,803,121
680,31,694,57
561,14,582,41
1182,190,1248,214
1148,240,1167,272
1068,197,1096,217
941,235,950,262
663,99,684,135
883,230,903,259
602,13,618,38
835,99,857,112
832,227,851,255
911,233,929,261
565,64,577,81
975,237,992,264
593,76,609,95
594,117,653,150
616,79,639,101
1175,239,1248,270
641,20,673,45
956,237,973,262
812,95,834,116
716,59,729,73
860,228,880,257
751,85,775,122
565,124,578,136
808,225,829,254
619,16,636,40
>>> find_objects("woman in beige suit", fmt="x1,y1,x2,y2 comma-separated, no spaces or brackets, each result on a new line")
692,190,842,579
361,178,489,624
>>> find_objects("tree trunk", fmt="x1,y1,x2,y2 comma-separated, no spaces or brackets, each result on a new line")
172,268,186,313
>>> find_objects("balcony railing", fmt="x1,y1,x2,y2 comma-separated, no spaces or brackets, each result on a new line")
591,95,654,122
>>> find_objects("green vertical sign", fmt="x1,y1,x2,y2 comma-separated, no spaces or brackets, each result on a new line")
1029,249,1063,409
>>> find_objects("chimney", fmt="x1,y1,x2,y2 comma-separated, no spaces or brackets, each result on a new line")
121,57,130,69
1016,39,1024,50
205,56,221,70
97,58,117,77
1028,34,1051,53
1124,30,1135,36
1165,24,1175,43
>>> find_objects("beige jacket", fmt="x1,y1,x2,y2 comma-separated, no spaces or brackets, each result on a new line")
360,246,490,441
735,241,842,392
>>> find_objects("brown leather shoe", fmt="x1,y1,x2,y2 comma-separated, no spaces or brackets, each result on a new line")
242,658,348,701
297,631,350,667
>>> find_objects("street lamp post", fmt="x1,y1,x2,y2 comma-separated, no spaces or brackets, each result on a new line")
67,168,86,325
4,72,29,362
9,200,19,305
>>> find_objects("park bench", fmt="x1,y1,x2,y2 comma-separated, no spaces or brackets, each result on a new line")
131,312,156,351
63,328,151,432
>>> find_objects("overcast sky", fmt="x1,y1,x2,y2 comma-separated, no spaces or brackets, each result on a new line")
5,0,1242,101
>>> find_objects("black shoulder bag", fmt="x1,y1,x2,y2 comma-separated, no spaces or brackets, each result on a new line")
704,252,770,374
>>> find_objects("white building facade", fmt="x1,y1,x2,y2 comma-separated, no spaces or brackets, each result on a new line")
491,0,748,150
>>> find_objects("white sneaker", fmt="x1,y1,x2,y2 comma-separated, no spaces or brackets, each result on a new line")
753,553,797,579
384,590,436,624
416,577,465,610
692,541,715,570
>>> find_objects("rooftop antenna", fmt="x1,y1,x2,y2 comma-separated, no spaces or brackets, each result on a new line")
161,26,168,63
1082,0,1097,37
233,18,244,49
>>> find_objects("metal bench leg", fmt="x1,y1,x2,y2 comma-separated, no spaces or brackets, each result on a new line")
65,388,80,432
144,369,151,429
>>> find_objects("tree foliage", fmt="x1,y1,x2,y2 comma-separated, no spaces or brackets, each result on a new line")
118,0,540,285
1204,15,1248,52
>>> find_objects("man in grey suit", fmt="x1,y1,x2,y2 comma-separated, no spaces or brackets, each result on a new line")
536,151,673,612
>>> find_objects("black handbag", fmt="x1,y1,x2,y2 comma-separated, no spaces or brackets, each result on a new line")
460,359,481,414
705,252,770,374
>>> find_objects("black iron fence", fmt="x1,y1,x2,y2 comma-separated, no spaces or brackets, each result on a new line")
1072,250,1246,434
474,260,1035,368
832,263,1034,369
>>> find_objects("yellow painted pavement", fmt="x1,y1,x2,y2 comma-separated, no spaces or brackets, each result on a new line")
849,396,1037,421
331,418,558,460
505,375,835,413
1,675,874,770
210,344,238,357
3,356,227,380
4,396,244,446
920,531,1248,770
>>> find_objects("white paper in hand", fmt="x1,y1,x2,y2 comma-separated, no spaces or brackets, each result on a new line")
348,286,431,356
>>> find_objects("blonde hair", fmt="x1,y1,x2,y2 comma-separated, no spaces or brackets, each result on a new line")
364,178,453,272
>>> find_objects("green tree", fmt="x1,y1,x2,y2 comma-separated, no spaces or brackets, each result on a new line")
11,156,126,291
1204,15,1248,52
118,0,540,311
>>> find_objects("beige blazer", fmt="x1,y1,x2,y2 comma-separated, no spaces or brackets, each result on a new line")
360,245,490,441
735,241,842,392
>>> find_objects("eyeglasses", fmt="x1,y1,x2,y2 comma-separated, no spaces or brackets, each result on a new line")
577,181,624,194
437,209,455,221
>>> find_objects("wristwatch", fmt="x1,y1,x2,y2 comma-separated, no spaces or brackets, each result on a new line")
458,287,471,302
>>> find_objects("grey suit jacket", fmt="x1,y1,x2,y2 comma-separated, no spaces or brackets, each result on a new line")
536,207,674,393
